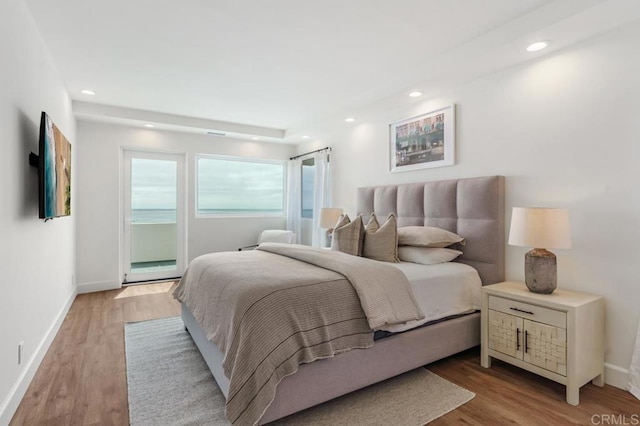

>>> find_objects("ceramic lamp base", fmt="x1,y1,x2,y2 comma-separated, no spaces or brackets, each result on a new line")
524,248,557,294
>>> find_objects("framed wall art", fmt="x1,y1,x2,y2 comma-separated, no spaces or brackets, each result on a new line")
390,104,455,173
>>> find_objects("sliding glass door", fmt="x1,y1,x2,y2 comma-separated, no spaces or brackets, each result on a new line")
122,150,186,284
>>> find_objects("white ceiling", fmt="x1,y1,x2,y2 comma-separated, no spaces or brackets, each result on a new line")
23,0,640,142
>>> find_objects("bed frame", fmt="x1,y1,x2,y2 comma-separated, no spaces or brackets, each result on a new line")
182,175,505,424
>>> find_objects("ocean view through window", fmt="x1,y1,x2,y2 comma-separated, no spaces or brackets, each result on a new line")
196,155,286,216
131,158,177,224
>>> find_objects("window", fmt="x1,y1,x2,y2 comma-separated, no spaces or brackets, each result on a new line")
300,153,330,220
301,158,314,219
196,155,285,216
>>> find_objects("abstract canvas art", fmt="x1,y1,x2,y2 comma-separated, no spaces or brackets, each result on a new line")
41,112,71,218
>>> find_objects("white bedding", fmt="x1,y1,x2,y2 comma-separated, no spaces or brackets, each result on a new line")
381,261,483,333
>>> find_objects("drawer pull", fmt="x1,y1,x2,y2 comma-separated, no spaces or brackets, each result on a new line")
524,330,529,353
510,307,534,315
516,328,521,350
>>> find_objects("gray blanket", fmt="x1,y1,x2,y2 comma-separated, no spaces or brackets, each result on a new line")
257,244,425,329
173,244,423,425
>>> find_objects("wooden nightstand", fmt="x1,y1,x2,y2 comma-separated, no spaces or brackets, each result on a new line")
480,281,605,405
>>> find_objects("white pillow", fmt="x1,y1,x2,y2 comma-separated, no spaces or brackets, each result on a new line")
397,226,465,248
397,247,463,265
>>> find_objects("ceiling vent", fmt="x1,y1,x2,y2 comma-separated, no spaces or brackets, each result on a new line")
206,131,226,136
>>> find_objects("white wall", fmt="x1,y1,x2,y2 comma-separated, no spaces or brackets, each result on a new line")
75,121,294,291
296,21,640,388
0,0,77,422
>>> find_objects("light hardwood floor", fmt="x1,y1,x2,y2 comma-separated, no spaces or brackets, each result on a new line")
10,282,640,425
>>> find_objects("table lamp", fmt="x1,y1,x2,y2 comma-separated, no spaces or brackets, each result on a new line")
319,208,343,236
508,207,572,294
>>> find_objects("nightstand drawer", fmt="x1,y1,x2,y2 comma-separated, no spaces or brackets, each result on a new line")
489,295,566,329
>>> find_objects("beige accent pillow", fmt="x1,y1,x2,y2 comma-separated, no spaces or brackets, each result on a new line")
362,213,399,263
397,226,465,248
331,214,364,256
398,247,462,265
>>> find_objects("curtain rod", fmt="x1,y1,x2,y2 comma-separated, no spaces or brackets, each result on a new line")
289,146,331,160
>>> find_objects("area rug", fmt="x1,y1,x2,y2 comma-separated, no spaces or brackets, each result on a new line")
125,316,474,425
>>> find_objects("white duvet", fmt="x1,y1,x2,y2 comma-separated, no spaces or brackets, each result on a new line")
381,261,483,333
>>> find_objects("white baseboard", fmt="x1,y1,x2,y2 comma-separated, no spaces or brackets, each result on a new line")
630,384,640,400
0,288,77,425
605,362,629,390
76,280,121,294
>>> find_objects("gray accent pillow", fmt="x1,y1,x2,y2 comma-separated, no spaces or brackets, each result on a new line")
362,213,399,263
397,226,465,248
331,214,364,256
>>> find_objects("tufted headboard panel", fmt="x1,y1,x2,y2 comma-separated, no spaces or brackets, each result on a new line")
356,175,505,285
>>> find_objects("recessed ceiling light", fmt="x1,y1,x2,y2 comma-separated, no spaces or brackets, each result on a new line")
144,124,155,128
302,135,310,139
409,91,422,98
81,89,95,95
252,137,260,140
526,41,549,52
345,117,355,122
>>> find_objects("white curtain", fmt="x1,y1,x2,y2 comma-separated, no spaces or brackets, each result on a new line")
286,158,302,243
629,317,640,399
311,151,331,248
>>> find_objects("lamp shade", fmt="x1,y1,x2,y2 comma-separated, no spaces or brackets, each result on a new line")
319,208,343,229
508,207,572,249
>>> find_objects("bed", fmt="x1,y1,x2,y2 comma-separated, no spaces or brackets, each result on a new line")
178,175,504,424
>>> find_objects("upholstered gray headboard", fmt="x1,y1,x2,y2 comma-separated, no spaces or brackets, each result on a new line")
356,175,505,285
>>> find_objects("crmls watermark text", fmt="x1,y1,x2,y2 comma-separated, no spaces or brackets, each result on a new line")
591,414,640,425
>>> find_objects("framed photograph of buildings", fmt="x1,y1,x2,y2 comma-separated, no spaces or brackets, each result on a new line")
390,104,455,173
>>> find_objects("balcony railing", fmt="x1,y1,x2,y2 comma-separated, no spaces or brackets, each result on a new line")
131,222,177,272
